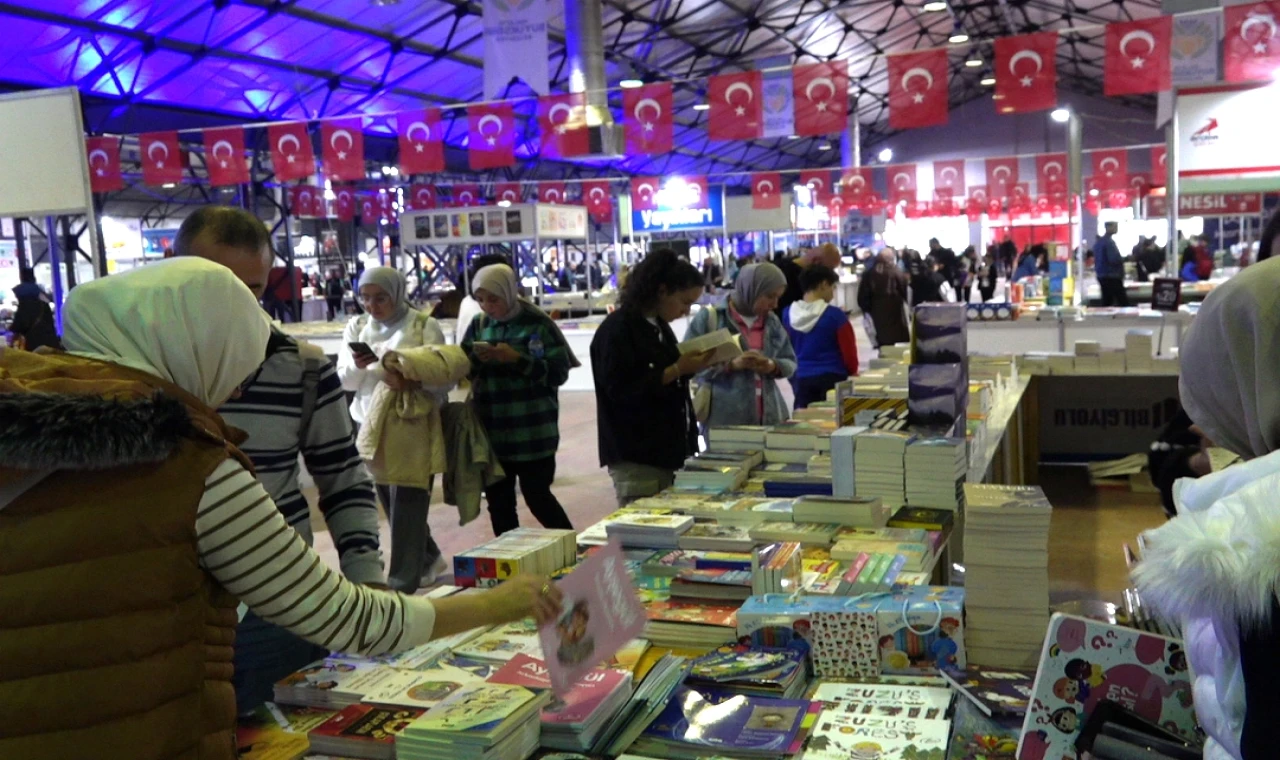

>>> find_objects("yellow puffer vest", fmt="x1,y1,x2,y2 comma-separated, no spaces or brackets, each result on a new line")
0,349,253,760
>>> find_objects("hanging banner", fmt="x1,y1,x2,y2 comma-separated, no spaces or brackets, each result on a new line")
482,0,549,99
1171,10,1221,86
1146,192,1263,217
1176,83,1280,181
758,55,795,139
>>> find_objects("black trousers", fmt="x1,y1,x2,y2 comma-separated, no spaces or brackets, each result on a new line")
794,372,846,410
326,296,343,320
1099,277,1130,307
485,455,574,535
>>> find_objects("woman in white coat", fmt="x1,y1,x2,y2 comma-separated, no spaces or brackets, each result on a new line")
338,267,448,592
1134,257,1280,760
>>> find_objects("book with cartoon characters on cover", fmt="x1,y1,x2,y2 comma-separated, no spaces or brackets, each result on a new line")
1016,613,1195,760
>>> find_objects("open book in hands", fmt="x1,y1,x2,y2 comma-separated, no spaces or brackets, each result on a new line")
678,328,743,366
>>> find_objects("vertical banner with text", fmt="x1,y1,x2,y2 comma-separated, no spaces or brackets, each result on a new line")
483,0,550,99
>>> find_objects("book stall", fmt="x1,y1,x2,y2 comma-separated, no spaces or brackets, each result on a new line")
238,301,1198,760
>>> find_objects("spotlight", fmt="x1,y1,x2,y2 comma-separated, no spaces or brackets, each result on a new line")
877,147,893,162
1050,108,1071,123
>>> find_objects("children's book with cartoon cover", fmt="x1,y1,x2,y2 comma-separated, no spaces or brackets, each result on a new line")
1016,613,1195,760
453,618,545,663
403,683,549,744
939,665,1034,718
360,655,494,710
804,707,951,760
632,686,819,758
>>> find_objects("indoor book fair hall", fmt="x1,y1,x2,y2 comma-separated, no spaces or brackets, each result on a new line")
3,1,1279,759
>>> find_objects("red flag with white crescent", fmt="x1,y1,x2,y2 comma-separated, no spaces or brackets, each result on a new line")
408,183,437,211
985,157,1019,200
538,93,590,159
140,131,183,187
1035,153,1068,197
623,82,674,155
397,110,444,175
468,103,516,170
631,177,660,211
538,182,567,204
86,136,123,192
494,182,522,204
827,193,847,221
994,32,1058,113
1091,148,1128,191
799,170,834,204
203,127,249,187
932,159,965,200
321,118,366,182
583,180,613,222
289,184,320,217
1151,146,1168,187
793,61,849,136
707,71,763,140
752,172,782,210
1128,172,1152,198
887,49,949,129
886,164,917,204
840,167,874,204
358,191,380,223
682,176,710,210
267,122,316,182
1225,2,1280,83
454,183,483,207
335,185,356,221
1104,17,1172,96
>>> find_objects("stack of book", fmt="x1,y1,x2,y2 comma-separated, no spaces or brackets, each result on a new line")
360,655,496,711
644,600,740,649
641,548,753,577
765,420,835,455
903,437,967,510
750,541,803,595
716,496,795,525
827,425,865,498
630,687,818,759
604,513,695,549
452,528,578,588
395,683,550,760
668,566,754,602
308,704,425,760
452,619,545,663
675,522,755,551
673,461,749,493
486,654,635,752
748,521,839,545
1125,329,1154,373
963,484,1054,668
828,550,906,595
707,425,769,450
687,448,764,471
854,430,915,509
589,653,690,756
273,658,401,709
831,526,933,573
791,495,889,527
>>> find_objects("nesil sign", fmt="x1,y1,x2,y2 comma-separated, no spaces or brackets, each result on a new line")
1145,192,1261,217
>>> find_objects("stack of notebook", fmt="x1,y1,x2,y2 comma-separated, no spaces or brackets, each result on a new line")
854,430,916,509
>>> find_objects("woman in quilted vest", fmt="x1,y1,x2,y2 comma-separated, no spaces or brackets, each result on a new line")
0,259,561,760
1134,257,1280,760
338,266,450,593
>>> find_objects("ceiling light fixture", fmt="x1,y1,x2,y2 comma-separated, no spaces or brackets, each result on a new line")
162,183,176,188
965,58,982,68
948,32,970,43
788,135,801,140
922,1,948,11
619,78,644,88
878,147,893,162
498,200,512,207
692,103,711,111
980,76,996,86
1050,107,1071,123
818,142,832,150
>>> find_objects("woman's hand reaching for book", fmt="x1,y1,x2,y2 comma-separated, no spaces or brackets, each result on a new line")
486,574,564,626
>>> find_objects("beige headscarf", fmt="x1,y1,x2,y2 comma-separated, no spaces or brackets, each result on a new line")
62,257,271,407
472,263,522,322
1178,257,1280,458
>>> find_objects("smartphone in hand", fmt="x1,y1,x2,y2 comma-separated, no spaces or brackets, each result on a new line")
348,341,375,357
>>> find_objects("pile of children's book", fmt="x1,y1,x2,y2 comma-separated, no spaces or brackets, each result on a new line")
453,528,579,588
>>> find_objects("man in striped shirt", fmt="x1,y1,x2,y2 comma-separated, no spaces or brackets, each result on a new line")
176,206,385,710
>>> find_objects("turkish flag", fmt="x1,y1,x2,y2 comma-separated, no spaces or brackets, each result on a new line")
288,184,320,217
681,176,711,209
379,189,397,224
1035,153,1068,196
860,192,886,215
968,185,990,206
583,180,612,222
799,170,834,203
886,164,917,204
932,159,965,199
203,127,249,187
985,157,1019,200
887,49,949,129
454,183,483,207
1092,148,1128,190
827,193,847,220
468,102,516,170
358,191,380,223
1225,2,1280,83
494,182,522,204
987,198,1005,217
538,93,589,159
623,82,674,155
1104,17,1172,96
408,183,437,211
631,177,660,211
708,71,763,140
140,131,183,187
840,167,874,203
995,32,1058,113
1035,196,1052,218
793,61,849,136
1128,172,1152,198
966,201,983,222
335,185,356,222
538,182,567,204
85,136,123,192
1107,188,1133,210
1151,146,1168,186
397,110,444,175
320,118,365,182
268,122,316,182
752,172,782,210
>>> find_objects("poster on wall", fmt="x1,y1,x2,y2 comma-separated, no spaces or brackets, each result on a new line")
401,203,585,246
1176,84,1280,183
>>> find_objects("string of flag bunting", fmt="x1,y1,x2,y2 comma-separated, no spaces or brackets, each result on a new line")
83,5,1275,222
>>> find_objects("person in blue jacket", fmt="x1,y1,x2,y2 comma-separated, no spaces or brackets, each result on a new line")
784,265,860,409
1093,221,1129,306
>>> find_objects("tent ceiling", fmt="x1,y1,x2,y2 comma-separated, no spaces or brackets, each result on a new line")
0,0,1162,179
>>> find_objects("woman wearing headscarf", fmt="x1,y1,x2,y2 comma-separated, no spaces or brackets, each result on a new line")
338,266,449,591
1132,257,1280,760
856,248,910,349
0,259,561,759
461,264,579,535
684,261,797,427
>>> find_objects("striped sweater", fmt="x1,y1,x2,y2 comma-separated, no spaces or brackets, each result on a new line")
219,330,384,585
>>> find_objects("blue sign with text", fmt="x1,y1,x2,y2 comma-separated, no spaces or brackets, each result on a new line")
633,184,725,232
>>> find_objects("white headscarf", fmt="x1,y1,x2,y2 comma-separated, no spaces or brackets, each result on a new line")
359,266,411,325
62,257,271,407
472,264,522,322
1179,256,1280,459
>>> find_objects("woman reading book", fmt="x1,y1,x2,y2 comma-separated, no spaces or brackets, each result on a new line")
591,250,715,505
0,258,562,760
684,262,797,427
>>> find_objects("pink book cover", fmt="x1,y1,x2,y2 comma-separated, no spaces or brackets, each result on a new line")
841,552,871,583
542,668,632,726
487,653,552,689
537,540,646,697
1016,613,1195,760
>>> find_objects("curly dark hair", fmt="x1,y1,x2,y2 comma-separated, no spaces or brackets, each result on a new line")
620,249,702,311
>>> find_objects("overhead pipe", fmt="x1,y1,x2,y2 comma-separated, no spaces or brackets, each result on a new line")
564,0,611,127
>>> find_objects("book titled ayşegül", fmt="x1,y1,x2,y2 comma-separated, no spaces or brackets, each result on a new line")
537,540,647,696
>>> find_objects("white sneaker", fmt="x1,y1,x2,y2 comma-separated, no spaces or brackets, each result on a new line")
420,555,450,588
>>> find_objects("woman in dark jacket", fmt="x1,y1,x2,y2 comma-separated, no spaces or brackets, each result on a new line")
591,250,715,505
856,249,911,349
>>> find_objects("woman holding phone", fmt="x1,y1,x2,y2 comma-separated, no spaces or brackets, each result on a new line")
338,267,449,591
461,264,577,535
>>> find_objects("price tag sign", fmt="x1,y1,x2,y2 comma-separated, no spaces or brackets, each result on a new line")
1151,278,1182,312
